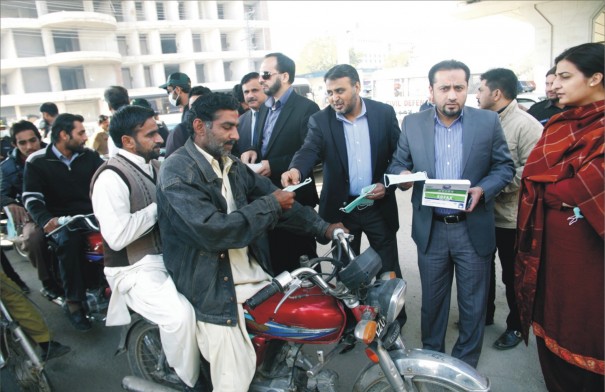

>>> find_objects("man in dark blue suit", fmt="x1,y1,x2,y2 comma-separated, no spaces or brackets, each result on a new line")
282,64,402,279
387,60,514,367
232,72,266,157
241,53,320,275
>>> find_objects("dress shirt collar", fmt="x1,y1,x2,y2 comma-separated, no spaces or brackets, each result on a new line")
194,144,233,176
265,86,293,111
51,144,79,167
434,108,464,128
117,149,154,177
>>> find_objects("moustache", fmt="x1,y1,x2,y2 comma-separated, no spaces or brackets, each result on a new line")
224,140,236,146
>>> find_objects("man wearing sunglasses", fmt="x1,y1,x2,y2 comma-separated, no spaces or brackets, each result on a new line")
241,53,320,275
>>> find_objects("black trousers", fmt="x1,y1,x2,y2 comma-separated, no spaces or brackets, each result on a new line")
51,230,101,302
487,227,521,331
341,205,401,278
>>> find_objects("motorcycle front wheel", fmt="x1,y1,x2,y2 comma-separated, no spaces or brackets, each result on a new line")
1,331,52,392
353,363,471,392
126,320,181,388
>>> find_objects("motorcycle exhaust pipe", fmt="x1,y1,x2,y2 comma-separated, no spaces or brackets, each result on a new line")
122,376,180,392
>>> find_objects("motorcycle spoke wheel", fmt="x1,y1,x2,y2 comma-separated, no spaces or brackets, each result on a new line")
354,364,466,392
126,320,181,388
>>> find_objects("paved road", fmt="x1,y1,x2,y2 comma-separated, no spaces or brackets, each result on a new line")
2,190,547,391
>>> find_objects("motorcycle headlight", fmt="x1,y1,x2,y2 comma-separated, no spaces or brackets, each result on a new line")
366,278,406,324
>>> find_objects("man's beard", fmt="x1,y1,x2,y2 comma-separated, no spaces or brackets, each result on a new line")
135,141,161,162
265,78,281,97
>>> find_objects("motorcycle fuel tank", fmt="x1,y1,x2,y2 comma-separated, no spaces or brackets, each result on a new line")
244,285,346,344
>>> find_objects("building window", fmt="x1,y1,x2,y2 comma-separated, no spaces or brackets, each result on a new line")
156,1,165,20
0,1,38,18
135,1,144,20
144,66,152,87
59,66,86,90
48,1,84,13
13,30,45,58
223,61,233,81
110,0,124,21
122,67,133,89
93,0,113,15
178,1,186,20
22,68,52,93
195,63,206,83
164,64,180,80
139,34,149,55
192,34,203,52
117,35,128,56
217,3,224,19
244,4,256,20
53,30,80,53
1,76,8,95
220,33,229,51
160,34,177,54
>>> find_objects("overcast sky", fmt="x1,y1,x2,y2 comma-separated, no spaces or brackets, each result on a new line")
267,1,536,76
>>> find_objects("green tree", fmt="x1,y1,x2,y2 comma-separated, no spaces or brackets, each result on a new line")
297,37,338,74
384,51,411,68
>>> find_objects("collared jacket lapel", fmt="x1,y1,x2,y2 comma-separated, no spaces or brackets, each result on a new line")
327,109,350,178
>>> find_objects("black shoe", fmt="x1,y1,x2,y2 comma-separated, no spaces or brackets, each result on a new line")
493,329,522,350
41,341,71,361
17,281,30,294
66,308,92,331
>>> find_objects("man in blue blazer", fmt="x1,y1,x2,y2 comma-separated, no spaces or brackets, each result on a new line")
387,60,514,367
232,72,266,158
282,64,402,279
241,53,320,275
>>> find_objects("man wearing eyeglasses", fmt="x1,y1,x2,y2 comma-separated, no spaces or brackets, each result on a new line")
241,53,320,275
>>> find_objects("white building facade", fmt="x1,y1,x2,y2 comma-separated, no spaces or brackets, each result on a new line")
1,0,270,125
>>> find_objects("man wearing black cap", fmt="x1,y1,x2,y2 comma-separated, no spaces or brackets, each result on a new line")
159,72,191,122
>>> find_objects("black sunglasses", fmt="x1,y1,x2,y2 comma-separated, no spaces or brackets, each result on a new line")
261,72,279,80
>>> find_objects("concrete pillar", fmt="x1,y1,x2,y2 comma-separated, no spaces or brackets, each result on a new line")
148,30,162,55
207,60,224,83
185,1,199,20
40,28,55,56
122,1,137,23
165,1,179,21
35,1,48,16
127,31,140,56
48,66,61,92
1,30,17,59
144,1,157,21
131,63,145,89
152,63,166,88
82,1,94,12
177,29,193,53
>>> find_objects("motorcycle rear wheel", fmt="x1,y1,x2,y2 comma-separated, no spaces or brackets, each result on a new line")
2,331,52,392
354,363,470,392
126,320,181,388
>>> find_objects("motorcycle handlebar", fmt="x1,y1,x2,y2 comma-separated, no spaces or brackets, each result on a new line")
245,281,281,309
46,214,99,237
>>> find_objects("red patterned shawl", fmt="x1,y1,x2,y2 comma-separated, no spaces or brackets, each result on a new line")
515,100,605,341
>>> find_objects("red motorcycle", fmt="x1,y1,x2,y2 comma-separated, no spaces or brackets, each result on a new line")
121,230,490,392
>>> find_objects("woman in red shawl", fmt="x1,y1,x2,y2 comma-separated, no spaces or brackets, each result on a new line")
516,42,604,391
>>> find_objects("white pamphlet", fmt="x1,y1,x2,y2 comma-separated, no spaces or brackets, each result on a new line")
384,171,428,187
422,179,471,210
